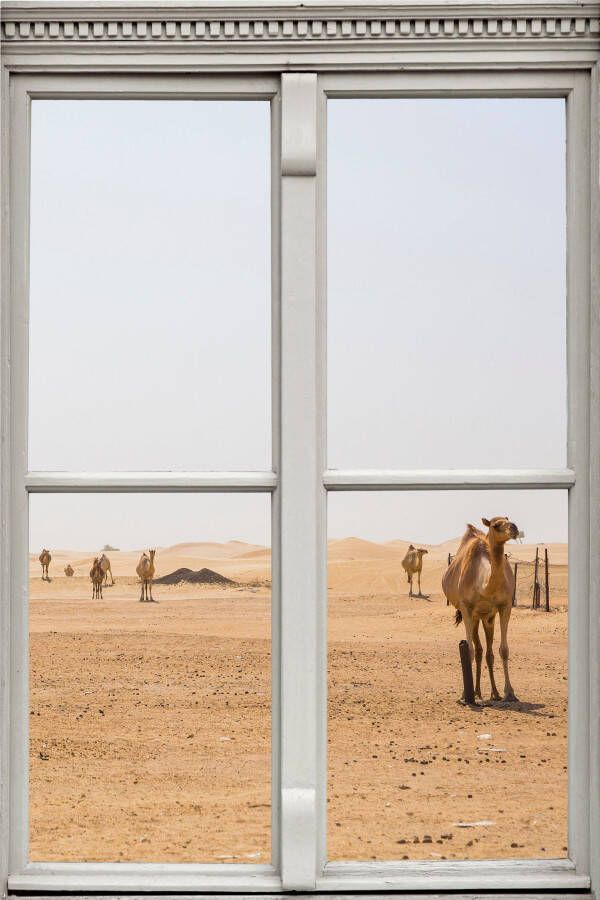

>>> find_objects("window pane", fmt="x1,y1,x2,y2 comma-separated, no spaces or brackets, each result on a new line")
29,493,271,862
29,100,271,471
328,99,566,470
328,490,567,860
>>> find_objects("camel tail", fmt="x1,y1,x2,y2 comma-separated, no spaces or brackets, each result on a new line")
454,609,462,627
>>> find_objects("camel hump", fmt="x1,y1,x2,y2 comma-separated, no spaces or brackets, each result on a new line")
456,523,485,549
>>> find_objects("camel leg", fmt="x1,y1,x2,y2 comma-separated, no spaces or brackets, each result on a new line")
472,619,483,700
109,567,114,586
417,571,421,596
149,580,154,602
498,605,518,702
140,580,145,602
482,616,501,700
408,574,413,597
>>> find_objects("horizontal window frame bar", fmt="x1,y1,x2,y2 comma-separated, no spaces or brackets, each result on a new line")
15,73,280,102
319,70,579,98
3,896,596,900
317,858,589,892
7,858,589,895
8,863,280,894
25,472,277,492
323,468,576,490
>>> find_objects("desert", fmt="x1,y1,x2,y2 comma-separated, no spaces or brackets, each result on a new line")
29,536,567,862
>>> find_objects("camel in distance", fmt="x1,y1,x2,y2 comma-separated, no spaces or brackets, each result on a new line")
442,516,519,703
64,564,74,577
136,549,156,603
39,549,51,581
98,553,114,586
401,545,428,597
89,557,104,600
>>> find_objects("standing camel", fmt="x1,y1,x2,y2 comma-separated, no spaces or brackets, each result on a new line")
136,549,156,602
98,553,114,586
442,516,519,702
39,549,51,581
90,557,104,600
401,545,428,597
64,564,74,577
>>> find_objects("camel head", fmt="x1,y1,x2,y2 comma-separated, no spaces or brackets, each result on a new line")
149,549,156,562
482,516,519,545
417,548,428,558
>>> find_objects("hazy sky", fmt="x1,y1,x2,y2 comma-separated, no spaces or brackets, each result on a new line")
328,98,566,471
29,98,567,549
29,100,271,473
29,489,566,552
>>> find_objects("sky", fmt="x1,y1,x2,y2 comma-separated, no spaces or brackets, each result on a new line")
28,98,567,550
29,489,566,552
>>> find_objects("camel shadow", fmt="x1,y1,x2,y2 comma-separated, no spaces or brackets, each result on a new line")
410,592,431,601
458,699,547,717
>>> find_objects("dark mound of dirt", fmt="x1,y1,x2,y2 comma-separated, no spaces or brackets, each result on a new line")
154,567,236,586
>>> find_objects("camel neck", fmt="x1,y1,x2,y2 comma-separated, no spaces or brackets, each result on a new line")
489,540,505,568
483,537,506,596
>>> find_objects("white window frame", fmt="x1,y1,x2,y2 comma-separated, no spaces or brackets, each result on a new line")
1,3,598,898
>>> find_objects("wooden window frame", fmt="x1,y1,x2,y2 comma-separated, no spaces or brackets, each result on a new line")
1,2,598,897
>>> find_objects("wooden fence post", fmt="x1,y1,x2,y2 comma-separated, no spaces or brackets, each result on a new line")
544,547,550,612
459,640,475,705
533,547,540,609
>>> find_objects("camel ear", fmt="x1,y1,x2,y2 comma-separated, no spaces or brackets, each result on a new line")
482,517,491,527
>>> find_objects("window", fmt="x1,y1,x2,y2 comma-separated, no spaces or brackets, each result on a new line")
1,6,598,898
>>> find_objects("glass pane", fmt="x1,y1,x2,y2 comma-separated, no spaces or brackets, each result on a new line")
328,490,567,860
29,100,271,471
328,99,566,470
29,493,271,862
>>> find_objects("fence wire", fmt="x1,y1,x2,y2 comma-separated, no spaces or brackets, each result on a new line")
509,554,568,609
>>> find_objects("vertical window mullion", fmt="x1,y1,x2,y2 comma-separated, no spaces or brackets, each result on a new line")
9,76,31,876
278,72,325,890
566,73,591,874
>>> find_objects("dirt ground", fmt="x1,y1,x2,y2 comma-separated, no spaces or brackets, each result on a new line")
30,550,272,863
29,538,567,862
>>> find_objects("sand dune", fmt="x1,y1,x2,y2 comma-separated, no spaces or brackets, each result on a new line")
161,541,264,560
235,547,272,560
329,537,398,560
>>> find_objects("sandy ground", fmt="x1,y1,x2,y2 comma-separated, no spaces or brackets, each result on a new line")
29,537,567,862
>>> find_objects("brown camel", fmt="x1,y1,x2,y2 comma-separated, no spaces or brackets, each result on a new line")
401,544,428,597
90,557,104,600
98,553,114,586
136,549,156,602
442,516,519,702
39,549,51,581
64,564,74,577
